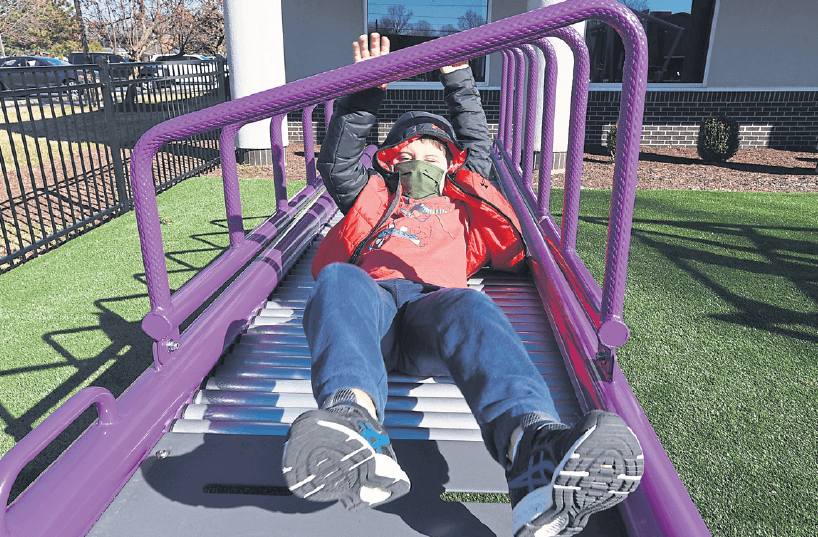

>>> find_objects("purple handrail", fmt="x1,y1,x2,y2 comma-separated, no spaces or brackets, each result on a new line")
504,26,623,345
0,2,710,536
0,387,118,537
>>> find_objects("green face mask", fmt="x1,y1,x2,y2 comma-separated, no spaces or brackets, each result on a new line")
394,160,446,200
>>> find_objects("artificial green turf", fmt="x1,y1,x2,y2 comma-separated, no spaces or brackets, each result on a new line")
0,176,303,502
557,189,818,537
0,183,815,535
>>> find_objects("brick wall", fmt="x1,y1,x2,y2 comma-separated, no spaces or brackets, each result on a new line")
287,88,818,152
587,90,818,151
288,88,502,145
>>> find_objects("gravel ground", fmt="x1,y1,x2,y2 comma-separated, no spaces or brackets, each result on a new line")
205,143,818,193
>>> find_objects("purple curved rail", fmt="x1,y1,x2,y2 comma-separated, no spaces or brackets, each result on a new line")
504,26,628,346
0,2,710,536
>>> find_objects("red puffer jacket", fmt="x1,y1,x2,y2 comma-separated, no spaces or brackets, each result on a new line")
311,165,525,281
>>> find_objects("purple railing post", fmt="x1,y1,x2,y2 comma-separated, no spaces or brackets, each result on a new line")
520,44,544,197
498,51,507,146
219,123,246,248
597,13,647,349
323,100,334,132
533,38,558,222
510,47,526,169
501,50,515,146
302,105,318,186
555,32,591,258
270,114,289,212
545,28,602,316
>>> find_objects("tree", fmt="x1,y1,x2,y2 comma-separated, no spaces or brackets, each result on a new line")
81,0,176,59
379,4,413,34
0,0,81,57
166,0,196,54
410,20,433,37
189,0,224,55
440,24,458,36
168,0,224,55
78,0,223,59
457,9,485,31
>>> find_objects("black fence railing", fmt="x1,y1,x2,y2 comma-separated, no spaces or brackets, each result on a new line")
0,57,229,271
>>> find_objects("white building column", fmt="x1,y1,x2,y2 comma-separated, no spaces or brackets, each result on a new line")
224,0,288,165
527,0,585,173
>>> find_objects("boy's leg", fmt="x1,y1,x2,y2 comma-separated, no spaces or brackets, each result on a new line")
399,287,559,461
283,263,409,510
399,288,643,536
302,263,397,416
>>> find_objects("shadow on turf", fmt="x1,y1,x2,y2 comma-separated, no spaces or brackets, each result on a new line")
579,213,817,344
1,217,242,505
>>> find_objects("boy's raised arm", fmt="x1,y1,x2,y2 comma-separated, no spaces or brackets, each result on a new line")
317,34,389,214
440,64,493,179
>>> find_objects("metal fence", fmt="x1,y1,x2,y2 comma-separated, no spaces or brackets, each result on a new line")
0,57,229,271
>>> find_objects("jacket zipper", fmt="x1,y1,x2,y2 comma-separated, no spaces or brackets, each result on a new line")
348,186,402,265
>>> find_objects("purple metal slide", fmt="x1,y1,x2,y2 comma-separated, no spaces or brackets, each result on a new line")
0,1,711,535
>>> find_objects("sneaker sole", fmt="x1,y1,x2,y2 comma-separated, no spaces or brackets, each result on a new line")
514,411,644,537
282,409,411,511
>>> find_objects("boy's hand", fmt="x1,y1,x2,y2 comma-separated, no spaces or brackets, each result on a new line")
353,33,390,89
440,61,469,74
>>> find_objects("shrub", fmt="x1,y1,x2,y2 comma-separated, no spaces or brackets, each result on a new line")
606,123,618,159
697,116,740,162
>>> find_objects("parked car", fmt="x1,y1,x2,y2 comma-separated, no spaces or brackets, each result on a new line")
67,51,136,80
0,56,86,94
152,54,217,86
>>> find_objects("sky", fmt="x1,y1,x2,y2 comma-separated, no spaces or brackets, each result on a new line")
367,0,693,31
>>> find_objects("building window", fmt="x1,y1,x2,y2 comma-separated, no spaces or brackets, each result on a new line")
585,0,716,83
367,1,490,82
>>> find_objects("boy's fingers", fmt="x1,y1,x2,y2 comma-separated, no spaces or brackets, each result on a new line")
352,41,362,63
370,33,380,57
380,35,390,55
356,34,370,61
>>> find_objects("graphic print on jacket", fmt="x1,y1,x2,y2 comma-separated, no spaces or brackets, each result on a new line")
357,195,468,288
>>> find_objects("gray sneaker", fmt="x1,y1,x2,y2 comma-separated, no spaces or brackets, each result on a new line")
506,411,644,536
282,401,410,511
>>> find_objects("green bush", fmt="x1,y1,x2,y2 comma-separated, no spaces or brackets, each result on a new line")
697,116,740,162
606,123,618,158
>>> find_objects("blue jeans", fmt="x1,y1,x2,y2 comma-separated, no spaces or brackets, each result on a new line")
302,263,560,463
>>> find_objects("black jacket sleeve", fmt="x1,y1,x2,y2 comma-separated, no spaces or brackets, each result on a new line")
440,67,493,179
317,87,385,214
